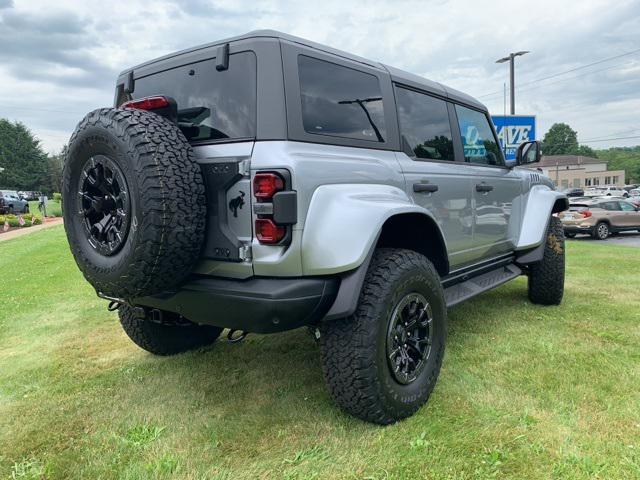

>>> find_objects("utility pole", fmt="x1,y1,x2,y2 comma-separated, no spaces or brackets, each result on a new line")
496,51,529,115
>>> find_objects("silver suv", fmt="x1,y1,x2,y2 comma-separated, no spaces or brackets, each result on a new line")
63,30,568,424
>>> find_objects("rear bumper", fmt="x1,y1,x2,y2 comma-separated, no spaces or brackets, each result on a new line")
563,225,593,235
133,275,339,333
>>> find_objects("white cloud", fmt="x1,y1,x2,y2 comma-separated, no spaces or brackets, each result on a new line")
0,0,638,153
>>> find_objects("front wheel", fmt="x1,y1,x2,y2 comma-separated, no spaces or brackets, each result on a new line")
528,217,565,305
23,205,29,214
319,248,446,424
565,232,576,238
118,305,222,356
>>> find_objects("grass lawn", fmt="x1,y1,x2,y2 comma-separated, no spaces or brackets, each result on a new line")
27,200,62,217
1,227,638,479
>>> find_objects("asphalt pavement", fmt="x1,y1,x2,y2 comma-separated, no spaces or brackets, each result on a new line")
569,231,640,248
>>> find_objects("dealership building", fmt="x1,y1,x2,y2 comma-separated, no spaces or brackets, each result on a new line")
538,155,626,189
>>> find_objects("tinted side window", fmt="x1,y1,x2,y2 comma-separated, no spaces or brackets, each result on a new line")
620,202,635,211
455,105,503,166
395,87,454,161
298,55,386,143
132,51,257,142
598,202,618,211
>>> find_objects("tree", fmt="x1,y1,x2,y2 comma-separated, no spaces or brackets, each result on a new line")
595,146,640,184
541,123,579,155
0,119,49,191
541,122,600,158
574,144,597,158
46,150,65,194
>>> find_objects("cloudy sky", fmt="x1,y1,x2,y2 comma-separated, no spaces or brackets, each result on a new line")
1,0,639,154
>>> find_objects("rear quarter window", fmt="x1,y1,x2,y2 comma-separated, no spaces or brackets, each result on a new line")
131,51,257,143
298,55,386,143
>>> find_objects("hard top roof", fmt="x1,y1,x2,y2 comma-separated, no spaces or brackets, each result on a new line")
121,29,486,111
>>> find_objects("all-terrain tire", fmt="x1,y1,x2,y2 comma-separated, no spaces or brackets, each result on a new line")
118,305,222,356
319,248,446,424
63,108,206,299
528,216,565,305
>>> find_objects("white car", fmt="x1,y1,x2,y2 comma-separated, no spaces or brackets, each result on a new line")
584,187,627,197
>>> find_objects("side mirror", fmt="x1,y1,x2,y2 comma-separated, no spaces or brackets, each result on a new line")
516,140,541,165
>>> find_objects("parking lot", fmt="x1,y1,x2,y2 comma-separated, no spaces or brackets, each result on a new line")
569,231,640,247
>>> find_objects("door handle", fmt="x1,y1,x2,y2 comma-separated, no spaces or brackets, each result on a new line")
413,183,439,193
475,184,494,193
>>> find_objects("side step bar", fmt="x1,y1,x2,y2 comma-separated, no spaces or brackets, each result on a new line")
444,263,522,307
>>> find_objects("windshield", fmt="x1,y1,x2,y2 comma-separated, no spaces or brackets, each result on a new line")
131,51,257,143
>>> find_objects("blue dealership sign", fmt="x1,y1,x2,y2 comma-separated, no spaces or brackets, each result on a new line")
492,115,536,161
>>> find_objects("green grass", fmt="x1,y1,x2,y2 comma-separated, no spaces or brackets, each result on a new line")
1,227,639,479
27,200,62,217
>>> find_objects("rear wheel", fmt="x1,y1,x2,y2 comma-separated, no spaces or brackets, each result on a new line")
118,305,222,356
528,217,565,305
319,248,446,424
593,222,609,240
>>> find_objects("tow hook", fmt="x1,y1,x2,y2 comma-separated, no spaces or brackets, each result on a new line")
227,329,249,343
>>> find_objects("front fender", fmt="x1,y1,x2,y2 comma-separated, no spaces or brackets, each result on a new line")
301,184,443,275
517,185,568,249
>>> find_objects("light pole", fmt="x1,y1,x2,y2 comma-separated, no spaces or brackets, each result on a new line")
496,51,529,115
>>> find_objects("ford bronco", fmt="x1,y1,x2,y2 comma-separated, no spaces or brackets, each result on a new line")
63,30,568,424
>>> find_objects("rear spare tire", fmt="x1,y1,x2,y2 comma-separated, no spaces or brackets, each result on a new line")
63,108,206,299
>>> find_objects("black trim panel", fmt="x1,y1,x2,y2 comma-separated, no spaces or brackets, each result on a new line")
134,276,339,333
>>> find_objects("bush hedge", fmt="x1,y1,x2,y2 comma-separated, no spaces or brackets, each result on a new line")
1,214,43,229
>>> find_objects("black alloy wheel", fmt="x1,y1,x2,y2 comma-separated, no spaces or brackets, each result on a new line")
386,293,434,385
77,155,131,256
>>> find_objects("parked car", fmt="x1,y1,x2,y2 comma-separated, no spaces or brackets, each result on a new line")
17,190,42,201
584,186,628,198
561,199,640,239
623,184,639,192
562,187,584,197
62,30,568,424
0,190,29,214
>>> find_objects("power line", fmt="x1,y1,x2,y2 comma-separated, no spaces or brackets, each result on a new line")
477,47,640,98
543,135,640,146
480,59,637,101
581,127,640,142
580,135,640,144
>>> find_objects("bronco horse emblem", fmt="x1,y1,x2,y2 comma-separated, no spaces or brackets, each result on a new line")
228,191,246,218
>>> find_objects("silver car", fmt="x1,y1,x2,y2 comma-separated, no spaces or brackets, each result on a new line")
0,190,29,214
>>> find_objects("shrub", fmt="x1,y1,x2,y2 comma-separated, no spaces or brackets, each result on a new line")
53,192,62,203
0,213,43,228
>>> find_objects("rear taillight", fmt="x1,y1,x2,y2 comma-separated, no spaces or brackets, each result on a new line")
255,218,286,244
253,173,284,201
120,96,170,111
582,210,592,218
253,171,292,245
